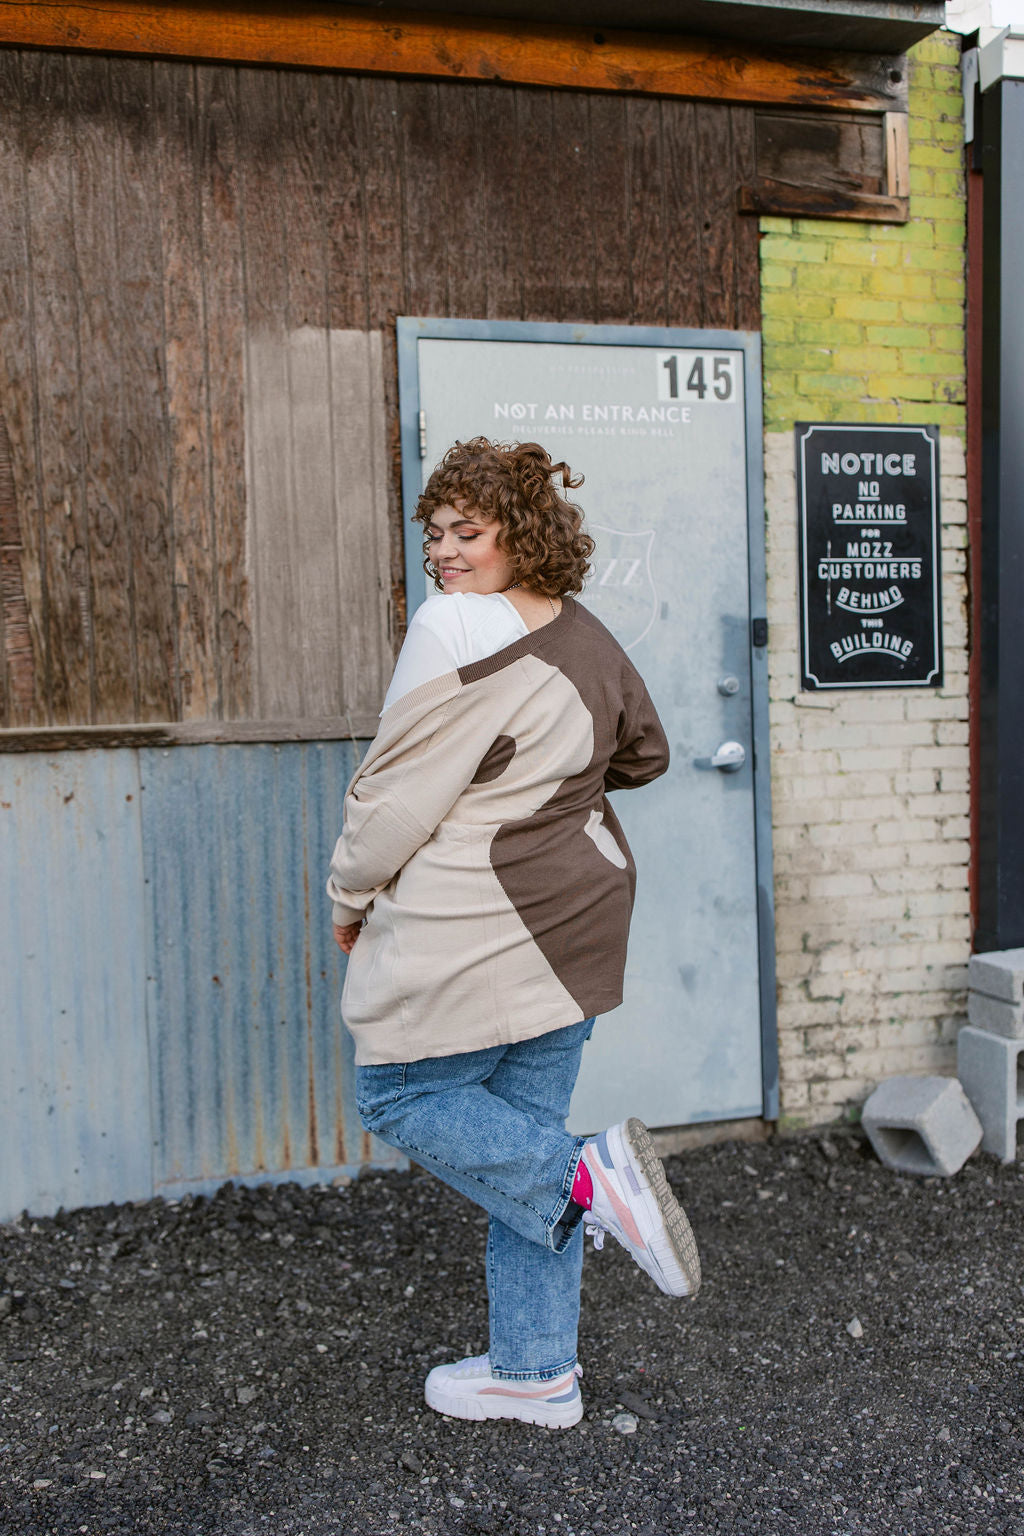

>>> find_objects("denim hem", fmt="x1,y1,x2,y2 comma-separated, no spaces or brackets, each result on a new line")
488,1354,578,1383
547,1135,589,1254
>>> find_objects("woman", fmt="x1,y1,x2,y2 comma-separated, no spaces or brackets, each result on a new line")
327,437,699,1429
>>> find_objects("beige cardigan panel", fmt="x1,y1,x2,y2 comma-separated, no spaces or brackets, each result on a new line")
326,598,669,1064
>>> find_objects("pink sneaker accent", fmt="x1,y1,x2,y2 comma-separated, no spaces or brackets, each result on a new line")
571,1157,594,1210
582,1146,645,1249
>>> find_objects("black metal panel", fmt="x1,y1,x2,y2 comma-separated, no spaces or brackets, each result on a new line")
337,0,943,52
977,79,1024,951
796,423,942,691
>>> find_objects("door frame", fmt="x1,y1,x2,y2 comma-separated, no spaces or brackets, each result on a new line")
396,316,779,1122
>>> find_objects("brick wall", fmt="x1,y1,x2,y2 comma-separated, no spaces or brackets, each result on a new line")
758,31,969,1127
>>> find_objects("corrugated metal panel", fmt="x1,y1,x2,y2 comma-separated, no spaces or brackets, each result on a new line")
140,741,400,1191
0,751,152,1215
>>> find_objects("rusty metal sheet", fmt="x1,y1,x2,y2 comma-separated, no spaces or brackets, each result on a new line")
0,751,152,1217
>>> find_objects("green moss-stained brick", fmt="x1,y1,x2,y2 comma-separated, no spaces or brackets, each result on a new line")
766,345,833,370
832,296,901,323
761,263,795,289
795,320,863,347
867,374,935,401
902,300,962,326
829,241,901,268
901,349,964,377
866,269,934,299
830,346,903,374
759,31,965,434
766,292,834,320
864,326,932,349
931,326,964,353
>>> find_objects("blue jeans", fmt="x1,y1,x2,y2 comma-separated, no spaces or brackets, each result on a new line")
355,1018,595,1381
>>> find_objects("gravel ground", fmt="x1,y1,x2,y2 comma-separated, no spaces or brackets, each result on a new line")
1,1129,1021,1536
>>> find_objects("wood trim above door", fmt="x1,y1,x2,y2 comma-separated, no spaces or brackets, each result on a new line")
0,2,908,113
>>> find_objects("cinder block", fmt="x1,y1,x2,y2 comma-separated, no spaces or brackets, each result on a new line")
967,990,1024,1040
862,1075,982,1176
968,948,1024,1004
957,1026,1024,1163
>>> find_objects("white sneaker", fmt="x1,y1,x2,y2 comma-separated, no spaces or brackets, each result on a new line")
581,1117,701,1298
424,1354,584,1428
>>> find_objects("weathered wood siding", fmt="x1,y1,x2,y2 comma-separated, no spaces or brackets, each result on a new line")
0,49,760,734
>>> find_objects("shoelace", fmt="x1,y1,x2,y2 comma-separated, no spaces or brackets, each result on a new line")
583,1218,606,1251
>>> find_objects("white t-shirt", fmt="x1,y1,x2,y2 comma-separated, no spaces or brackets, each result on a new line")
381,592,529,714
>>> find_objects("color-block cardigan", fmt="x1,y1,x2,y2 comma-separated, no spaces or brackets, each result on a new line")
327,597,670,1065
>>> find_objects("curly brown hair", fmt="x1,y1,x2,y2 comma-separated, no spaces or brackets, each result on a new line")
413,437,595,598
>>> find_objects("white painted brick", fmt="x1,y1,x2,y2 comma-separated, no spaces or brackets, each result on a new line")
904,889,970,918
827,695,906,724
936,721,969,747
908,746,966,771
939,767,969,793
907,840,969,867
837,798,896,823
904,695,967,721
875,818,938,844
893,769,939,794
907,791,967,818
837,747,906,773
836,771,899,799
804,872,876,899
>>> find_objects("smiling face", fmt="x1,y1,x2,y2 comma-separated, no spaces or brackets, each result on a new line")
425,504,516,596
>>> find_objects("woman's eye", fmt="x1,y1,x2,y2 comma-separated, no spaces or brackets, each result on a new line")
458,533,479,542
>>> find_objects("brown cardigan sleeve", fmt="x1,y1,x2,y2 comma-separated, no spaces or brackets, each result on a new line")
604,665,671,791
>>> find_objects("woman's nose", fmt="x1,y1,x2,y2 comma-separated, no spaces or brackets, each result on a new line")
436,534,458,562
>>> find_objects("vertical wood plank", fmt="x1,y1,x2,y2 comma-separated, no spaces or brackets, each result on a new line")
322,77,394,712
322,77,393,705
475,83,521,320
551,91,593,322
515,89,560,322
361,77,406,638
399,81,447,318
626,96,667,327
695,103,739,329
21,50,95,724
111,57,178,721
329,329,392,714
0,50,45,726
662,98,705,331
437,80,487,319
67,52,138,722
587,94,631,326
154,60,218,721
238,66,295,719
277,70,339,719
322,74,369,333
196,64,250,720
730,106,762,332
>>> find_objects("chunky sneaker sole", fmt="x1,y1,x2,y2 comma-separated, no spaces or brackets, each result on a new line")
583,1117,701,1299
424,1354,583,1428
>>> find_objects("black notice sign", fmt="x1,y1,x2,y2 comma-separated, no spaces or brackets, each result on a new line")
797,424,942,690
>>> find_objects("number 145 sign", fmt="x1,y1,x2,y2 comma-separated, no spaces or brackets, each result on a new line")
656,351,738,403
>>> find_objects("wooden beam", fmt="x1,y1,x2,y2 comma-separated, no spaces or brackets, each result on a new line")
0,716,380,751
0,2,908,113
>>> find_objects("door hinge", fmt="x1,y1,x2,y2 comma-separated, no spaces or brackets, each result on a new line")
752,617,768,648
418,410,427,459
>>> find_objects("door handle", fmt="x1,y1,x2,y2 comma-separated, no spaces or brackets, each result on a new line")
694,740,746,773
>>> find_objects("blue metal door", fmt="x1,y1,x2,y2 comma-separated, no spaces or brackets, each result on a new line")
398,320,777,1131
